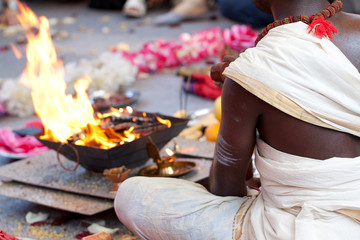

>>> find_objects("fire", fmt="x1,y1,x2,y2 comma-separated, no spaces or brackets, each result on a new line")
16,3,171,149
165,148,174,156
96,106,133,119
156,116,171,128
17,3,100,143
10,43,22,59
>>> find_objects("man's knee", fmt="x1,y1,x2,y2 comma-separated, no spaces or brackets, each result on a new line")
114,177,145,222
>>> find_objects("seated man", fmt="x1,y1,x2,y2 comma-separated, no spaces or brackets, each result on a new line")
114,0,360,239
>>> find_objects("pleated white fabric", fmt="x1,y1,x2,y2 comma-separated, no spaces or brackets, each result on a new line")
224,22,360,137
115,177,246,240
239,139,360,240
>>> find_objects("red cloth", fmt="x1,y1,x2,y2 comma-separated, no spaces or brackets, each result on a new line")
0,230,20,240
182,73,222,100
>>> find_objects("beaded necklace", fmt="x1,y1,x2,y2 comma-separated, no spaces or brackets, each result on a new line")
255,0,343,46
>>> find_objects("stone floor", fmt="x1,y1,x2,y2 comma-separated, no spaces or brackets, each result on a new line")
0,1,235,239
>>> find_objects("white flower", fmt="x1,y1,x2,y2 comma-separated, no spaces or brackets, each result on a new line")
0,51,138,117
64,51,138,94
87,223,120,235
0,78,34,117
25,211,49,224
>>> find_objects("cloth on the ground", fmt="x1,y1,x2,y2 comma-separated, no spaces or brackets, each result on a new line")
114,177,247,240
237,139,360,240
182,73,222,100
224,21,360,137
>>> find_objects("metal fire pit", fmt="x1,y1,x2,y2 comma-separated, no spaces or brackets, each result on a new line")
38,112,189,172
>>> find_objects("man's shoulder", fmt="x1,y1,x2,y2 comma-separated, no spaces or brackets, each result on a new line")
333,13,360,71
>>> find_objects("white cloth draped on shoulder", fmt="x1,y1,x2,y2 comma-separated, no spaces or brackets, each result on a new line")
224,21,360,137
238,139,360,240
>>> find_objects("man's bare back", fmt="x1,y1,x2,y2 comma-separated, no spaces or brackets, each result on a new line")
260,12,360,160
209,1,360,197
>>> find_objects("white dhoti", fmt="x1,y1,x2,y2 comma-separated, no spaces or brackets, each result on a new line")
115,177,247,240
115,139,360,240
237,140,360,240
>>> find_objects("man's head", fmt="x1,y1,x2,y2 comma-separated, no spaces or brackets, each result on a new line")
252,0,273,14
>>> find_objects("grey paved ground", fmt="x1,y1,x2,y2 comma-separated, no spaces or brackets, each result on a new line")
0,1,234,239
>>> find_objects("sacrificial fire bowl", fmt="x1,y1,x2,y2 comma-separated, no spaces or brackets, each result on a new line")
38,112,189,172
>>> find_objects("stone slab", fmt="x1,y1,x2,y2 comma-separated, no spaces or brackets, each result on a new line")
0,181,113,215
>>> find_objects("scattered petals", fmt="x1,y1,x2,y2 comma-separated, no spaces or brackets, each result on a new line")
119,22,129,32
99,16,110,23
223,24,257,51
87,223,119,235
118,235,139,240
51,212,73,225
61,16,77,25
53,30,69,40
109,42,130,52
0,45,10,52
30,221,51,226
120,27,225,73
75,230,91,239
48,17,59,26
25,212,49,225
81,232,114,240
101,27,111,34
78,25,88,33
81,219,106,227
118,25,258,73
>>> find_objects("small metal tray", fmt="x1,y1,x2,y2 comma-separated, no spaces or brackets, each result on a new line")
139,161,196,177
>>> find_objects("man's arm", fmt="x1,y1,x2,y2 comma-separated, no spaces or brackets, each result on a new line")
209,78,262,197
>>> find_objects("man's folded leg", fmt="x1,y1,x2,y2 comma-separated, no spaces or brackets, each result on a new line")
114,176,246,240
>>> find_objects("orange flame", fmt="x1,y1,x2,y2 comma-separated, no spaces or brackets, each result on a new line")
97,106,133,118
16,3,142,149
10,43,22,59
17,3,172,149
122,127,141,143
156,116,171,128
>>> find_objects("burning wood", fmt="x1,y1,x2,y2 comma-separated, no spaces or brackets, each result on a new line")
38,113,189,172
131,124,168,134
64,111,171,148
15,3,173,150
108,114,156,124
